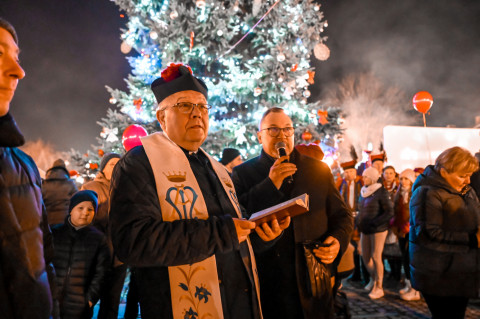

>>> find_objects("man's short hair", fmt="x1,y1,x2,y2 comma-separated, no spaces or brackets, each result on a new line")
259,107,285,130
0,18,18,44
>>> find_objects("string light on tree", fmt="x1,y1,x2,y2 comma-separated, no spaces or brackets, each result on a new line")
70,0,340,178
149,31,158,40
196,0,206,8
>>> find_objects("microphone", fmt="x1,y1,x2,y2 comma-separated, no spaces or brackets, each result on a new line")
275,141,293,183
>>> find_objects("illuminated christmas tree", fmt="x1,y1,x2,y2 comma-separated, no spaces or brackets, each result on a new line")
70,0,343,179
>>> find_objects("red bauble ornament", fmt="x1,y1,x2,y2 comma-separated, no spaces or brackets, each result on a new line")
122,124,148,151
69,170,78,177
412,91,433,114
89,163,99,170
98,149,104,157
302,131,313,141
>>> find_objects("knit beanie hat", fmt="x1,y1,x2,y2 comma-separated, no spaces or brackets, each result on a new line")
52,158,66,168
69,190,98,214
47,158,69,176
151,63,208,104
220,148,241,165
400,169,416,184
99,152,121,172
362,167,380,182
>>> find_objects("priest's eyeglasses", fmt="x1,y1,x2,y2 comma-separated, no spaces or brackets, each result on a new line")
161,102,211,114
260,127,295,137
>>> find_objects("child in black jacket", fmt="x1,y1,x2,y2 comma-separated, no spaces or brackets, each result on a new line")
52,190,110,319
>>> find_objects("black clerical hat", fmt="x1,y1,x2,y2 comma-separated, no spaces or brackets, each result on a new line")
151,63,208,104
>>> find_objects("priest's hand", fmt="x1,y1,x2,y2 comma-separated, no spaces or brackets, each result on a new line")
268,157,297,189
233,218,256,243
313,236,340,264
255,216,291,241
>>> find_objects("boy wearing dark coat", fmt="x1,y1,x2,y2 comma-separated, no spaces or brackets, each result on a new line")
52,190,110,319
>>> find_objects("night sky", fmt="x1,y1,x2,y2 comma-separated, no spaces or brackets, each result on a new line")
2,0,480,152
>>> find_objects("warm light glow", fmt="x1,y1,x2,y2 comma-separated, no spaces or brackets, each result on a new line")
384,125,480,171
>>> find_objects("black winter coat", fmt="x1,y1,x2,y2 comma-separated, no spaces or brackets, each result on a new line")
357,186,394,234
42,166,78,226
109,146,261,319
409,165,480,297
52,220,110,318
0,113,55,318
232,149,353,319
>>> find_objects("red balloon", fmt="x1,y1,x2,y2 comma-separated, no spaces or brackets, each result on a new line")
122,124,148,151
412,91,433,114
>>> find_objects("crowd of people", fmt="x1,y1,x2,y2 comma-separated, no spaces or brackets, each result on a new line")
337,148,480,318
2,17,480,319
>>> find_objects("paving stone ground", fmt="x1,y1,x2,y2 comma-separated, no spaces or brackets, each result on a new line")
95,272,480,318
340,277,480,319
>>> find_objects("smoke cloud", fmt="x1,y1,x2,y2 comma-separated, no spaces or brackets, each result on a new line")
322,73,416,159
315,0,480,130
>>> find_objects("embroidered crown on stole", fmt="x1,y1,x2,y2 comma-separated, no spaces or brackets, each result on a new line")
163,171,208,221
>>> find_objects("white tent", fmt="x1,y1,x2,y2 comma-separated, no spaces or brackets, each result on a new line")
383,125,480,172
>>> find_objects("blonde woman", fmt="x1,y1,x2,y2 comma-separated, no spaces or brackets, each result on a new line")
410,147,480,319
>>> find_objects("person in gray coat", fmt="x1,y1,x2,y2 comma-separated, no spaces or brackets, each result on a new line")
42,158,78,226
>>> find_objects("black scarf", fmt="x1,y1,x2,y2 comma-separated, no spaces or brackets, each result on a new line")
0,113,25,147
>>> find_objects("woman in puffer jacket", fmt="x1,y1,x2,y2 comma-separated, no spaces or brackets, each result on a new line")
357,167,394,300
52,190,110,318
409,147,480,319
